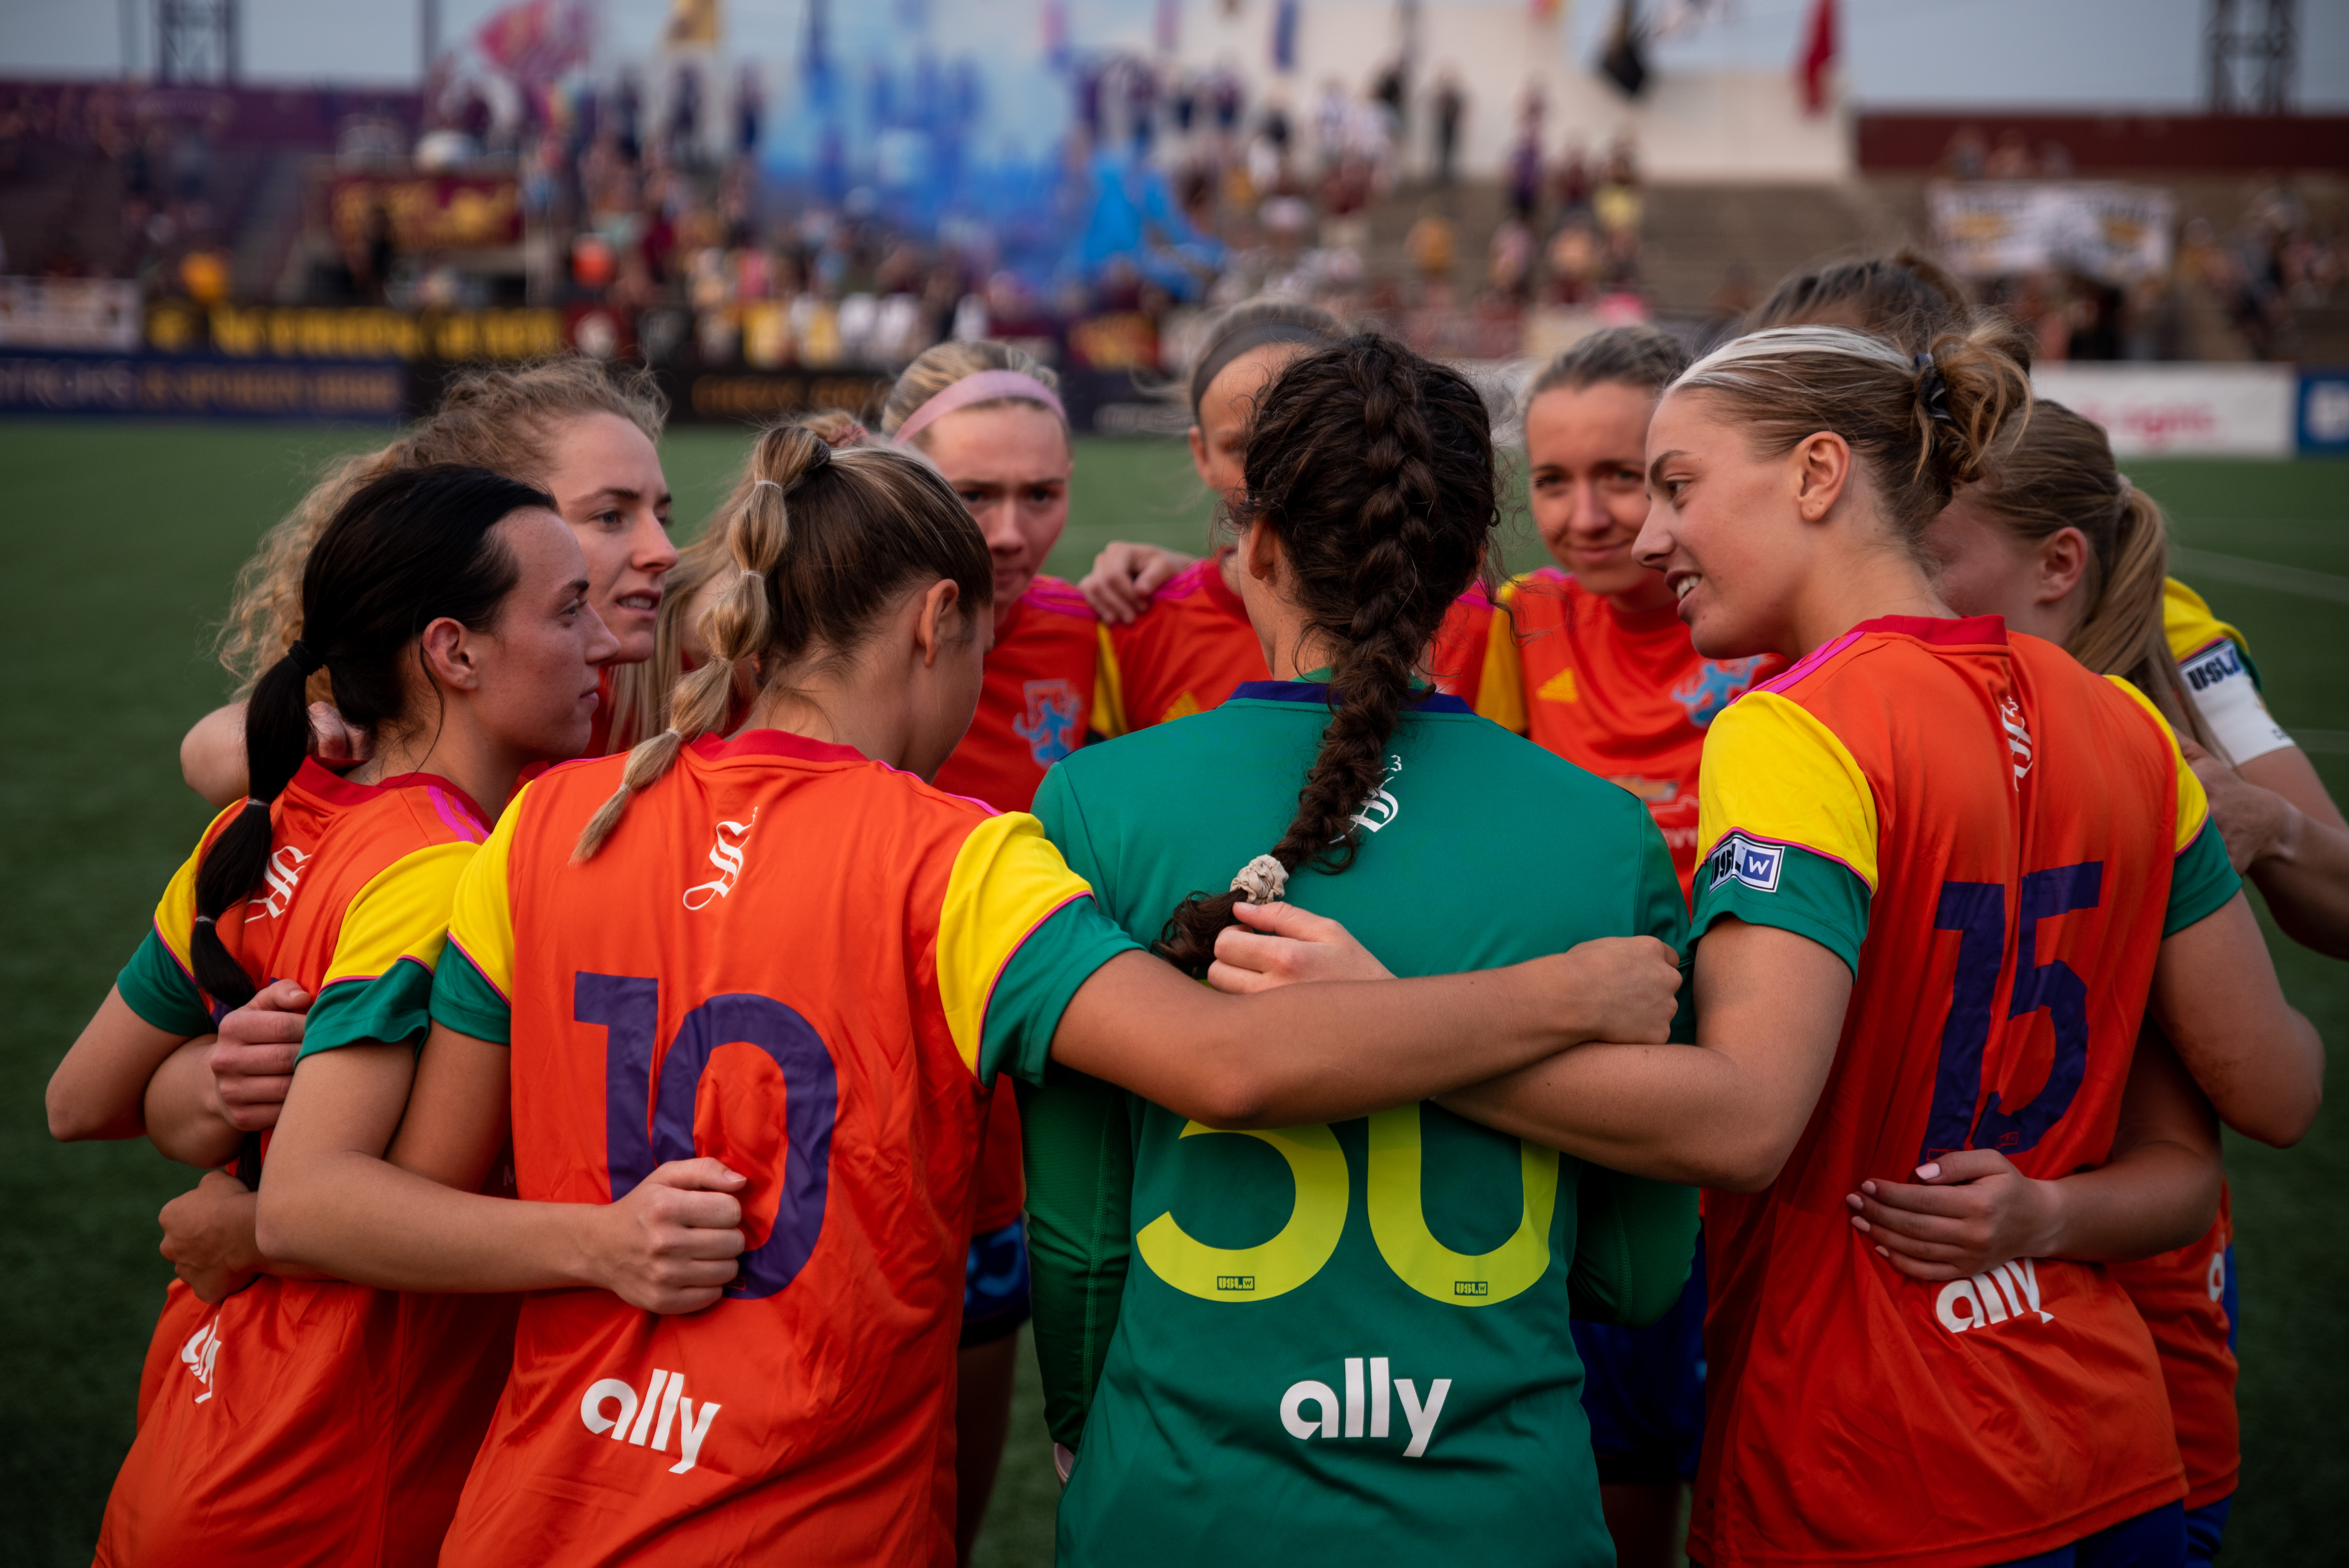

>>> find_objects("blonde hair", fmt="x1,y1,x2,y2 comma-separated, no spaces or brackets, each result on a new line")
1671,318,2032,557
216,358,667,721
1963,402,2221,755
881,340,1063,446
573,424,994,861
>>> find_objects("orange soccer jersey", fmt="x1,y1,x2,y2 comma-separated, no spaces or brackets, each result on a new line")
426,730,1137,1566
99,763,516,1568
933,576,1119,813
1453,569,1780,891
1100,551,1270,728
1684,616,2240,1568
2111,1184,2238,1508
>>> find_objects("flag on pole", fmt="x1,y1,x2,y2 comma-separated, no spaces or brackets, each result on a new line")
665,0,720,49
475,0,594,87
1797,0,1836,115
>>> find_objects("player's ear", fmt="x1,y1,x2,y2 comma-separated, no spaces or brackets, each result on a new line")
1792,431,1852,525
912,578,962,670
417,617,483,692
2035,526,2091,606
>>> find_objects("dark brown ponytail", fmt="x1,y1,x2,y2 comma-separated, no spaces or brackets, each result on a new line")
1153,335,1498,974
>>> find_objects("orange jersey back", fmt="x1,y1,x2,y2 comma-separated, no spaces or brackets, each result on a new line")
933,576,1114,813
429,731,1133,1566
1102,552,1269,727
1685,617,2239,1568
2112,1189,2238,1507
99,763,515,1568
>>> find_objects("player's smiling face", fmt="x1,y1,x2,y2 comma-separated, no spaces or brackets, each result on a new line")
915,402,1071,626
1524,379,1674,610
1636,389,1816,662
540,411,676,667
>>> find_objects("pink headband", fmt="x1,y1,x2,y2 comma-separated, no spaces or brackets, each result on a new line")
894,370,1067,447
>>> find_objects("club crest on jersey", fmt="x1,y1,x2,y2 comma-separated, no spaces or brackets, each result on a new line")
245,842,312,921
2001,696,2034,785
683,810,757,911
1670,657,1769,729
1707,834,1783,893
1349,755,1404,834
579,1368,723,1474
179,1318,222,1404
1013,679,1085,766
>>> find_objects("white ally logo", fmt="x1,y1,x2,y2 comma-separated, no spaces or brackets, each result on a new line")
1936,1257,2054,1334
179,1318,223,1404
683,810,757,911
1281,1356,1451,1458
579,1367,723,1474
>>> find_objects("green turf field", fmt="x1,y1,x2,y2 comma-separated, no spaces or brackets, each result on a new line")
1,421,2340,1564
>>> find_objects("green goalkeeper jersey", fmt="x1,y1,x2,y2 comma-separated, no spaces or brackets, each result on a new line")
1026,675,1698,1567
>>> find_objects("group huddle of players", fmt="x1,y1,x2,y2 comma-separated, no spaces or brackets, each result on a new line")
46,247,2340,1568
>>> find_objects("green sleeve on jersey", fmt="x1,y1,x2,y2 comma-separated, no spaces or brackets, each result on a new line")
1569,1168,1699,1327
116,927,213,1038
299,959,437,1060
2166,819,2241,937
1017,1068,1136,1448
977,898,1143,1087
429,942,513,1046
1692,838,1872,977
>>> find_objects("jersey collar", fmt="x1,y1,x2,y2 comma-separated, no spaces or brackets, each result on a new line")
693,728,871,767
292,758,492,835
1854,613,2008,647
1229,669,1473,715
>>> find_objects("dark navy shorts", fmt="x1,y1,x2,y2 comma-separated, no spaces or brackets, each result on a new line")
1992,1501,2186,1568
959,1218,1032,1348
1570,1238,1706,1486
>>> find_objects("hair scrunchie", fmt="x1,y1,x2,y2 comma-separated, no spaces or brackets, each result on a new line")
289,639,325,674
1229,854,1289,905
1912,353,1953,425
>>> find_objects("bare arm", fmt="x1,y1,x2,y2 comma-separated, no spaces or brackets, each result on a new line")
1433,920,1850,1192
2192,740,2349,959
2151,892,2324,1147
1845,1024,2221,1280
48,988,199,1144
141,1039,244,1168
255,1030,749,1312
1049,934,1683,1131
158,1170,329,1304
181,702,250,807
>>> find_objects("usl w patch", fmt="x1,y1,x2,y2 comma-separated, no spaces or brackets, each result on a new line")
1707,833,1784,893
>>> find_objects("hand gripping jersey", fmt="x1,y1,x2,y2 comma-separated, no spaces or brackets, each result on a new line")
425,731,1137,1566
1024,675,1700,1567
1684,616,2241,1568
99,762,515,1568
1099,551,1271,728
1453,569,1783,893
933,576,1122,813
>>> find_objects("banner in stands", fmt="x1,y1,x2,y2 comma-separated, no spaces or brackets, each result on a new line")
2299,370,2349,455
0,279,143,351
148,302,567,362
2033,364,2295,457
0,350,406,420
1928,181,2175,284
326,173,524,251
657,369,897,426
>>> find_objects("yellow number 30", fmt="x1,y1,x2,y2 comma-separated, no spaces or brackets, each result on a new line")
1135,1107,1561,1308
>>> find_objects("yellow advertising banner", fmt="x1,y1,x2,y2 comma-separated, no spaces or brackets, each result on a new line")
151,303,567,362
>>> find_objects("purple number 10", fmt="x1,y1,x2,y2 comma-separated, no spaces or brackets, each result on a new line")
1918,861,2104,1166
574,973,839,1301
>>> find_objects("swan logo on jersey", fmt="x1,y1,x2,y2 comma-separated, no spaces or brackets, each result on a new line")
1707,834,1783,893
2001,697,2035,785
1670,657,1769,729
179,1318,223,1404
1349,756,1404,835
1936,1257,2054,1334
1014,679,1086,766
578,1368,724,1474
1280,1356,1452,1458
245,842,311,921
682,810,758,911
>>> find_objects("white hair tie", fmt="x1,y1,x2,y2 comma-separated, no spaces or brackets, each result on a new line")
753,479,782,492
1230,854,1289,905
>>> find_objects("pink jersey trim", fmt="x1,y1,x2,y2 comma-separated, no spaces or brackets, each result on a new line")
1755,631,1865,696
1703,825,1878,893
424,786,489,844
972,890,1095,1073
1022,575,1100,619
443,933,513,1005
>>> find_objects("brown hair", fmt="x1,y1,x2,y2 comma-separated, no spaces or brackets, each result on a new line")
574,424,993,860
1186,297,1344,417
217,357,668,732
1154,335,1499,973
1527,323,1692,401
1961,401,2220,752
1746,247,1978,357
1669,318,2032,558
881,340,1063,446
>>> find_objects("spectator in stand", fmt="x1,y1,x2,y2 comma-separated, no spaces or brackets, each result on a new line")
1984,127,2037,179
1547,219,1601,306
1555,136,1594,220
1405,201,1457,292
1941,123,1988,179
1508,120,1544,225
1432,69,1465,185
1489,215,1536,303
734,64,764,159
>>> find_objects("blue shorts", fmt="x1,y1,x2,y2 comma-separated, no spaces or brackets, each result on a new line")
2184,1496,2231,1566
1991,1501,2185,1568
1570,1238,1706,1486
959,1217,1032,1348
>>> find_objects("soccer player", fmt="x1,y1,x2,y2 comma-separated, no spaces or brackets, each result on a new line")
46,465,621,1566
250,424,1683,1566
176,359,679,804
1022,335,1703,1566
1914,401,2340,1562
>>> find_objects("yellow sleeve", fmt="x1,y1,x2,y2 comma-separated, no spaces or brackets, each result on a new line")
1475,579,1528,733
1695,691,1880,892
936,811,1102,1074
151,802,246,975
321,842,477,990
2163,577,2247,663
2104,675,2214,852
444,786,526,1001
1092,623,1129,740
